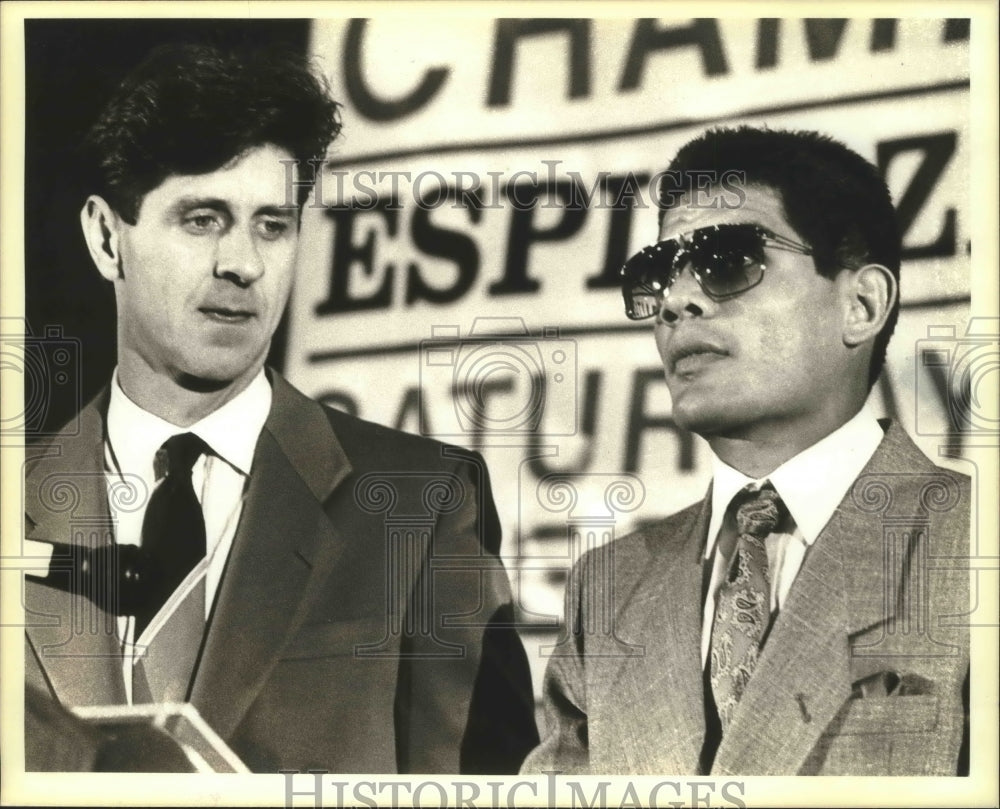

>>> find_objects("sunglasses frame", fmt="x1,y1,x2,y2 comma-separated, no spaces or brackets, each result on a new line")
620,223,814,320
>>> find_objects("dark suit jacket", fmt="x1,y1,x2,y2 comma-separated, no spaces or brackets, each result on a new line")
24,371,538,773
523,421,970,775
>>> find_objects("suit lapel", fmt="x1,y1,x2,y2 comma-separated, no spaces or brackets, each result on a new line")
606,495,710,773
712,422,918,775
24,391,127,706
191,374,352,738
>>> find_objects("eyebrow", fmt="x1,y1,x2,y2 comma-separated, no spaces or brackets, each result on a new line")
168,197,229,216
167,198,297,219
256,205,298,219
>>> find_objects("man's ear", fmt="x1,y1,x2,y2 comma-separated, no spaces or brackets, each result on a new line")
841,263,897,347
80,195,124,281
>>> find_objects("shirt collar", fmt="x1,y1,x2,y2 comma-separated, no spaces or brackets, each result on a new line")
106,368,272,482
704,405,885,559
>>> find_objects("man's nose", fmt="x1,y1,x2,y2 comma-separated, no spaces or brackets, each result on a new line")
658,264,717,324
214,227,265,286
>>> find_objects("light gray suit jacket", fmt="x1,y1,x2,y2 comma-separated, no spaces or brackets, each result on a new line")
523,421,970,775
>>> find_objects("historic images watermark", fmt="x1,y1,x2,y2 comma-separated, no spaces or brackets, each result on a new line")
284,162,749,213
281,771,748,808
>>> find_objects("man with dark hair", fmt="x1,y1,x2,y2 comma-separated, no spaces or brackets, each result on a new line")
80,43,340,222
24,43,538,773
524,126,969,775
659,126,901,389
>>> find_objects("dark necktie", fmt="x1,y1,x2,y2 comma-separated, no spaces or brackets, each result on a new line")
134,433,208,640
709,483,785,729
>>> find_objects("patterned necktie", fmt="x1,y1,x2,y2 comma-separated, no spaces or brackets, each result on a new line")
134,433,208,640
709,483,785,729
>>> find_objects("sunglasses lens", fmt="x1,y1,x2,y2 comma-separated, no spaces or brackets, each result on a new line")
690,225,766,299
626,293,662,320
621,242,681,320
620,225,774,318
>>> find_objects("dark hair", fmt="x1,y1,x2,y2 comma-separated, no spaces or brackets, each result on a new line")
83,43,342,222
658,126,901,390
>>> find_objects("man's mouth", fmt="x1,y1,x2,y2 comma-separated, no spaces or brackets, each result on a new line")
199,306,255,323
668,341,729,376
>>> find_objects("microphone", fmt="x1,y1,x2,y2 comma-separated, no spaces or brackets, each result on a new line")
25,539,154,615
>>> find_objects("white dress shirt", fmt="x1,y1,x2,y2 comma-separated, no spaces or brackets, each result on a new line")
700,406,885,667
104,368,272,702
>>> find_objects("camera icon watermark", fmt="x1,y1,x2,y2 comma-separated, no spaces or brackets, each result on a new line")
419,317,577,437
915,318,999,438
1,319,82,441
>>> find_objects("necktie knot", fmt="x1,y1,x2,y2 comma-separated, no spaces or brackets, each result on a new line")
155,433,208,480
734,483,784,540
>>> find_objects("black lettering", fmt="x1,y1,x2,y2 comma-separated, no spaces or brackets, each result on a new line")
877,132,958,260
586,174,650,289
488,19,592,106
610,173,646,209
527,371,601,477
759,19,863,66
450,171,484,211
350,169,380,210
406,188,484,305
563,170,607,211
377,171,407,211
619,19,729,91
943,19,970,42
315,202,398,315
870,19,898,52
756,19,780,69
490,181,588,295
344,19,449,122
625,369,695,473
759,19,895,67
392,387,429,433
803,19,850,61
412,170,448,209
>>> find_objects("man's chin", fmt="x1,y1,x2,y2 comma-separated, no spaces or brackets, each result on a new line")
172,350,267,394
669,394,739,438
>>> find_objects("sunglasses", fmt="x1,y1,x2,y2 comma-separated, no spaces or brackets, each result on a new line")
620,224,813,320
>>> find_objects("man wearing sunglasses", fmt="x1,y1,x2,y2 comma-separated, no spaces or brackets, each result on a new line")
524,126,969,775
